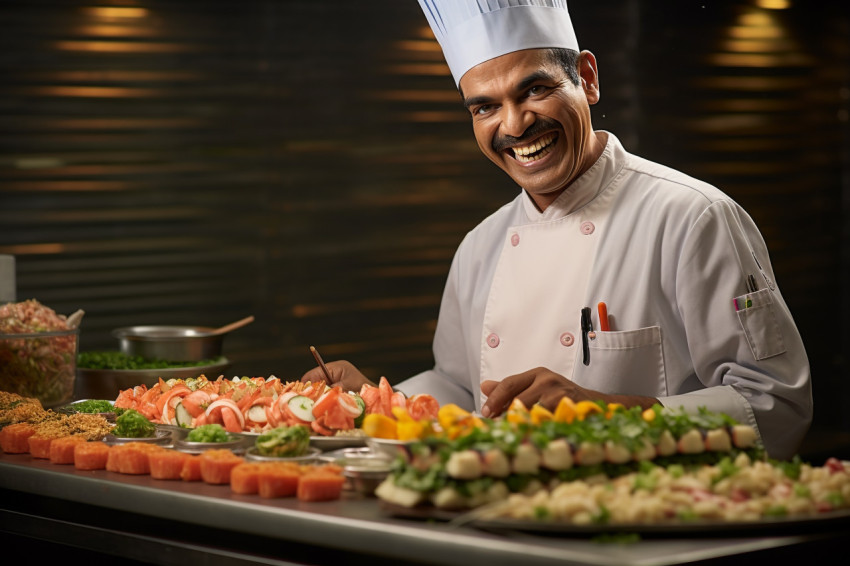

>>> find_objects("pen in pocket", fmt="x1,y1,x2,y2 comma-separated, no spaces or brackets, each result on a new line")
597,301,610,331
581,307,593,366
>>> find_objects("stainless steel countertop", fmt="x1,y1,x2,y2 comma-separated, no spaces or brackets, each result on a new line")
0,452,835,566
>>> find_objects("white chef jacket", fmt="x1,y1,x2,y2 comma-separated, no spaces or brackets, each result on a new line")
396,132,812,460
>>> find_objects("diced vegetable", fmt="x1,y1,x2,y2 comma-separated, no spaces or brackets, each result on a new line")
186,424,230,443
287,395,316,423
174,402,193,428
246,405,268,424
112,409,156,438
255,425,310,457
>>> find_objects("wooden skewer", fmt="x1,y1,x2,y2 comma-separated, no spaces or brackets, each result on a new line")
310,345,333,382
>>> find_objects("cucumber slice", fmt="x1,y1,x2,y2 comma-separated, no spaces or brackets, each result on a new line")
246,404,268,423
351,393,367,428
174,402,193,428
288,395,316,423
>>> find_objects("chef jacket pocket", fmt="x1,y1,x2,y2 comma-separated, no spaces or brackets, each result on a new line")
583,326,666,396
734,289,786,360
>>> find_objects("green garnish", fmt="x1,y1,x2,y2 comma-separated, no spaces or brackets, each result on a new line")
112,409,156,438
186,424,230,443
70,399,124,415
77,351,223,370
255,425,311,457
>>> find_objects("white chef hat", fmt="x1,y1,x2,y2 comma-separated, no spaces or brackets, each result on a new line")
418,0,580,86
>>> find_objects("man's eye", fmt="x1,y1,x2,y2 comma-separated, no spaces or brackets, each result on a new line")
528,85,547,96
474,105,495,115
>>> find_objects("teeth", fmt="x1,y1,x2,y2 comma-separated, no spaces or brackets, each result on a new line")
515,143,554,163
512,133,556,158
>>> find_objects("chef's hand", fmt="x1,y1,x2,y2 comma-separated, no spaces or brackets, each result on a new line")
300,360,377,393
480,367,659,417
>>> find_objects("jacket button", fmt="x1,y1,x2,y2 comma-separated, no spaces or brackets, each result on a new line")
559,332,575,347
510,233,520,247
486,333,500,348
580,221,595,235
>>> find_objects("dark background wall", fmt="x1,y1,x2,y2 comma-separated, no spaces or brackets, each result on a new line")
1,0,848,457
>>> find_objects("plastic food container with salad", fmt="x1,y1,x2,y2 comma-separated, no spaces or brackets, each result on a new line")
0,299,81,407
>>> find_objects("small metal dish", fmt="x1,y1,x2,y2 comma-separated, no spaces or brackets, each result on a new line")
244,446,322,463
156,424,190,441
365,437,418,462
320,447,394,495
103,429,172,446
173,434,248,454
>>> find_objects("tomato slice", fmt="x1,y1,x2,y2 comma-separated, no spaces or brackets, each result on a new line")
378,377,394,417
311,416,334,436
312,387,341,418
337,392,363,418
221,407,243,433
407,394,440,421
359,386,380,413
324,404,354,431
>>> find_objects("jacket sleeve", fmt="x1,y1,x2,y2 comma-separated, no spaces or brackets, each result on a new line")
395,248,476,410
659,199,812,460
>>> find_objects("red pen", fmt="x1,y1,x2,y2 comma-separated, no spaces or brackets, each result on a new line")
597,301,610,331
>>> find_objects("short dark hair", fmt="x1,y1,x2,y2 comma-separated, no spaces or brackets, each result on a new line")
544,48,581,86
457,47,582,96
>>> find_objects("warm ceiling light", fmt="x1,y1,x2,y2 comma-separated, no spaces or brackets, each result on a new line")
85,7,148,19
755,0,791,9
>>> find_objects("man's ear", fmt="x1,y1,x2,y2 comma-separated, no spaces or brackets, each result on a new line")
578,50,600,105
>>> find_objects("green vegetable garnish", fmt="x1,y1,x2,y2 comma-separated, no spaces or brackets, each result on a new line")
112,409,156,438
77,351,223,370
70,399,123,415
255,425,311,457
186,424,230,443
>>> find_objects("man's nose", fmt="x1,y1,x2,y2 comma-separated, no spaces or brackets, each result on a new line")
501,103,534,139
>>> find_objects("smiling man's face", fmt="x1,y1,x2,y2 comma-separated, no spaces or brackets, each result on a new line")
459,49,602,211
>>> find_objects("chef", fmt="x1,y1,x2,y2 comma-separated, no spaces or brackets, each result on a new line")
302,0,812,460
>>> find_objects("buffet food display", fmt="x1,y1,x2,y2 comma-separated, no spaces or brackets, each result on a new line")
2,376,850,534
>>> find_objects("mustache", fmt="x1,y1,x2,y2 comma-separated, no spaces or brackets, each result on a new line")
491,118,560,153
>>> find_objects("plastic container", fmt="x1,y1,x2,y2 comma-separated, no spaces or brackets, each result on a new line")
0,328,78,407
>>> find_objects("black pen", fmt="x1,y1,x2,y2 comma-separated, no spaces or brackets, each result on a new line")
581,307,593,366
747,274,758,293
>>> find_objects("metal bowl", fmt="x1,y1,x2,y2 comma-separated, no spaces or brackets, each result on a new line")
319,447,394,495
103,429,173,446
173,434,250,454
244,446,322,463
365,437,418,462
112,325,224,362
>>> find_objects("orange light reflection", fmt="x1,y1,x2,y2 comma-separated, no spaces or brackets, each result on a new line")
53,40,197,53
82,7,149,19
28,86,161,98
367,90,460,103
0,244,67,255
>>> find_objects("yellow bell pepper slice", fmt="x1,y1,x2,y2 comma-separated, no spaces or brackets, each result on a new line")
362,413,398,439
574,400,604,421
530,404,554,425
553,397,578,423
437,404,470,430
506,398,530,424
